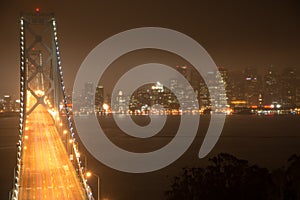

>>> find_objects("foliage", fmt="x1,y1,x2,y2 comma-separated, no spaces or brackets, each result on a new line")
165,153,300,200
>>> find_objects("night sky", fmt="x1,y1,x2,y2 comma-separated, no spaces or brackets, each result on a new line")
0,0,299,97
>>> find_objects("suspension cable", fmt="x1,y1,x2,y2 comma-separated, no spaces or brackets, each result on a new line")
52,18,94,200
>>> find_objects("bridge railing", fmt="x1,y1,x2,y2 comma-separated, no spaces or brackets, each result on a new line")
10,16,26,200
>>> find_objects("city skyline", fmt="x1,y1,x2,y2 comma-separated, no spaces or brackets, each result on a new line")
3,64,300,108
68,64,300,116
1,1,300,96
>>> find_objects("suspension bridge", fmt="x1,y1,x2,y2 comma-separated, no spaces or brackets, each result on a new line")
10,10,94,200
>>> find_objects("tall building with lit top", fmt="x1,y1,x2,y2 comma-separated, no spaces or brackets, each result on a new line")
3,95,13,112
242,67,261,106
95,85,104,112
263,66,280,105
112,90,128,113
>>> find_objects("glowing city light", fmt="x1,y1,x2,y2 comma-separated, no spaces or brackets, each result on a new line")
103,103,109,111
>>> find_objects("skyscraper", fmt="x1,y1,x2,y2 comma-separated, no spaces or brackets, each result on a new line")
83,82,94,113
95,85,104,112
243,67,260,106
263,66,280,105
280,67,297,108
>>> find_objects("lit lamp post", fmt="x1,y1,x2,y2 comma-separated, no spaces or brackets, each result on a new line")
86,171,100,200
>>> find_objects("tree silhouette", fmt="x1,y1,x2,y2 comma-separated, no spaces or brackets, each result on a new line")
283,154,300,200
165,153,294,200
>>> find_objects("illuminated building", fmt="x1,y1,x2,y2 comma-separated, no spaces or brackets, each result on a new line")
198,81,209,107
95,85,104,112
127,82,180,113
3,95,13,112
113,90,128,113
242,67,261,106
83,82,95,112
205,69,228,112
176,65,192,82
263,66,280,105
295,87,300,108
280,67,297,108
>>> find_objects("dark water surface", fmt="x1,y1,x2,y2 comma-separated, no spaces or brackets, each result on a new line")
0,116,18,199
1,114,299,199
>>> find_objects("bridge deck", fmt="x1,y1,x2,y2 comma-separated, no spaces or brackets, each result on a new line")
19,105,87,200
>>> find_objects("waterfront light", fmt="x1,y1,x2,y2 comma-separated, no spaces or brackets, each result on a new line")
103,103,109,111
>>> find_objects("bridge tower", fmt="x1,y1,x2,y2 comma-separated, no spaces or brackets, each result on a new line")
11,9,94,200
20,10,63,116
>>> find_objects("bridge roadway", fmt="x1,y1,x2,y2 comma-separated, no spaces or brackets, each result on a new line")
19,104,87,200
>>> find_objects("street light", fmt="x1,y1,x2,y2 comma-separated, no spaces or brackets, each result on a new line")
86,171,100,200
